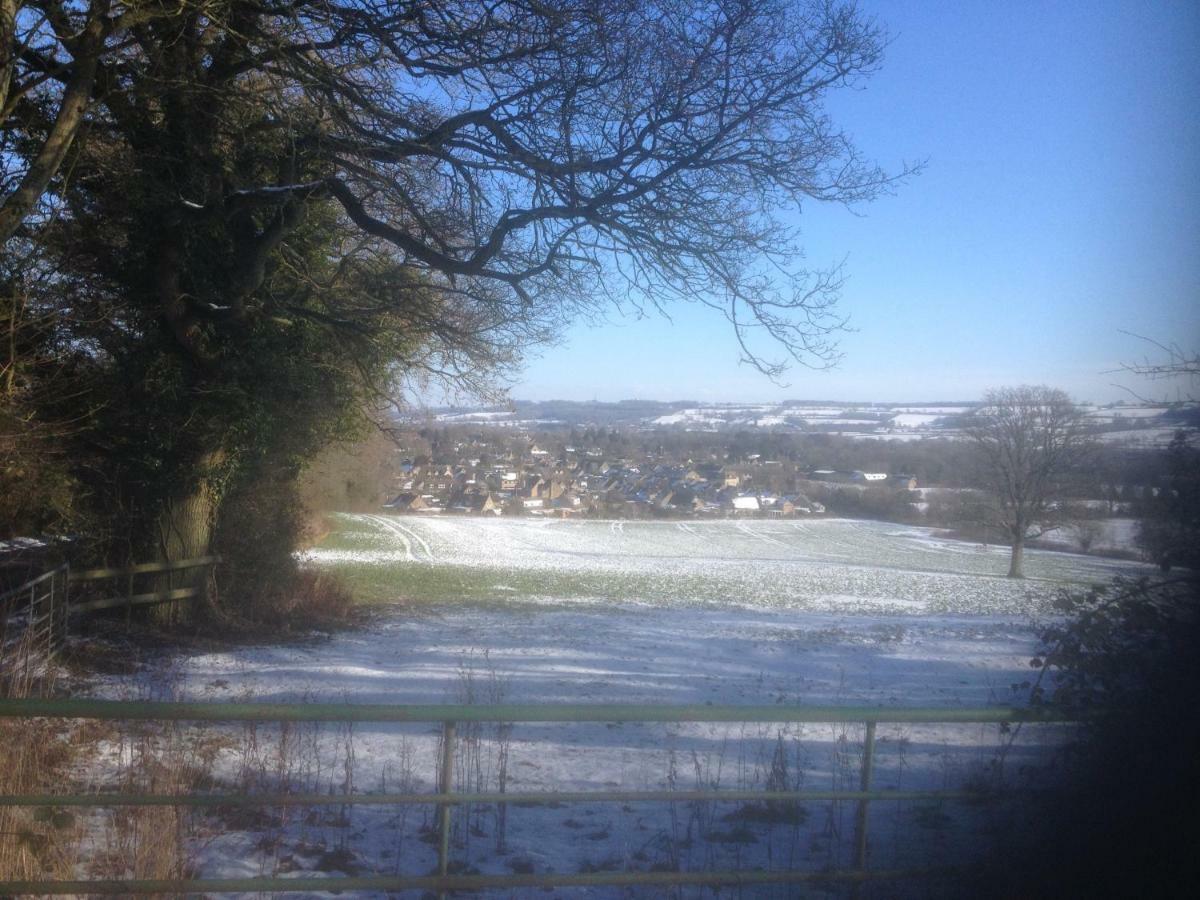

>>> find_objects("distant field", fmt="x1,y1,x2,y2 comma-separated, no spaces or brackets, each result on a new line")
310,514,1143,614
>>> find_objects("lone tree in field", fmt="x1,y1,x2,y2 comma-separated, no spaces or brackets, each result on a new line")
2,0,913,618
964,386,1093,578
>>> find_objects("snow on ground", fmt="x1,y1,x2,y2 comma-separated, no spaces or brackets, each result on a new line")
1037,518,1141,555
890,407,970,415
306,516,1139,615
1085,405,1173,421
87,517,1144,896
848,430,952,442
1094,518,1139,552
889,413,944,428
433,409,514,422
1095,426,1182,447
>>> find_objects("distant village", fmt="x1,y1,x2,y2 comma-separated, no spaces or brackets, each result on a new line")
385,436,920,519
365,398,1190,522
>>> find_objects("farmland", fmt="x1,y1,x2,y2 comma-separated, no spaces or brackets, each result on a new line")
77,516,1148,895
311,514,1138,615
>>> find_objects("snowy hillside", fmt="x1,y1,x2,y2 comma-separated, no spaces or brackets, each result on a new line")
422,399,1192,446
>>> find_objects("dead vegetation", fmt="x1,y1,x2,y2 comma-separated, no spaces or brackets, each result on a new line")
0,633,83,887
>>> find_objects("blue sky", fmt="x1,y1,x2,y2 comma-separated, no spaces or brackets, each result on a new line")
511,0,1199,404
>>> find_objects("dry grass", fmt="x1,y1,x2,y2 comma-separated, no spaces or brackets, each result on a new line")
0,628,215,895
285,570,356,625
228,569,357,632
0,630,83,885
0,575,361,891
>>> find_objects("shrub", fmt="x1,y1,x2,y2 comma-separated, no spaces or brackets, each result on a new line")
988,576,1200,897
211,470,356,630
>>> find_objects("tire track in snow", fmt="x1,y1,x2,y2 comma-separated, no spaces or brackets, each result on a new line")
735,521,790,549
391,519,434,561
367,514,414,561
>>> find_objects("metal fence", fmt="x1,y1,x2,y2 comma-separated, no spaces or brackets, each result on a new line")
0,698,1079,896
0,564,69,665
0,557,218,665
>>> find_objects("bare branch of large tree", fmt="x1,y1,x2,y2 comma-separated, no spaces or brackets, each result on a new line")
1107,331,1200,404
4,0,916,375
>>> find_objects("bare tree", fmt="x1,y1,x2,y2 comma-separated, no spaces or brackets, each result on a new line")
4,1,918,375
3,1,915,605
964,386,1094,578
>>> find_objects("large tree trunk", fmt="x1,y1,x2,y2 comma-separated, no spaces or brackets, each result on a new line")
151,449,225,625
1008,536,1025,579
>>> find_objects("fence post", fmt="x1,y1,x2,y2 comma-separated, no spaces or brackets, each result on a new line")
55,568,68,655
854,720,877,873
437,720,456,899
46,576,54,657
49,569,63,657
125,569,135,628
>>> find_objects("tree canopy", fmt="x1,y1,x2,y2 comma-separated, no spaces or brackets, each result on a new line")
4,0,910,372
2,0,910,618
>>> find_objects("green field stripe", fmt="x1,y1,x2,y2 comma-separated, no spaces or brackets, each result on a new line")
0,865,967,895
0,698,1086,724
0,788,999,808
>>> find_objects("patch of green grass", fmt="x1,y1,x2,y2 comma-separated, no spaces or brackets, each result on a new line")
326,558,721,608
309,512,1128,615
313,515,732,607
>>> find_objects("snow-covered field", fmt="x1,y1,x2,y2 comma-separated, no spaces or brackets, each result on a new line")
427,399,1189,447
309,515,1139,614
88,517,1144,896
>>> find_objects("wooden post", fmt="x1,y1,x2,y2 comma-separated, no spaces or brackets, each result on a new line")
437,720,456,898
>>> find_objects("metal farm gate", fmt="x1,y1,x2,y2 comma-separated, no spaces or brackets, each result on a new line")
0,698,1077,896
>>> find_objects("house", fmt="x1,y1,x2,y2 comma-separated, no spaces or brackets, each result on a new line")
417,494,444,513
426,470,455,492
807,469,841,482
550,493,585,517
447,489,501,516
731,494,760,513
776,493,823,515
385,492,428,512
852,471,888,483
